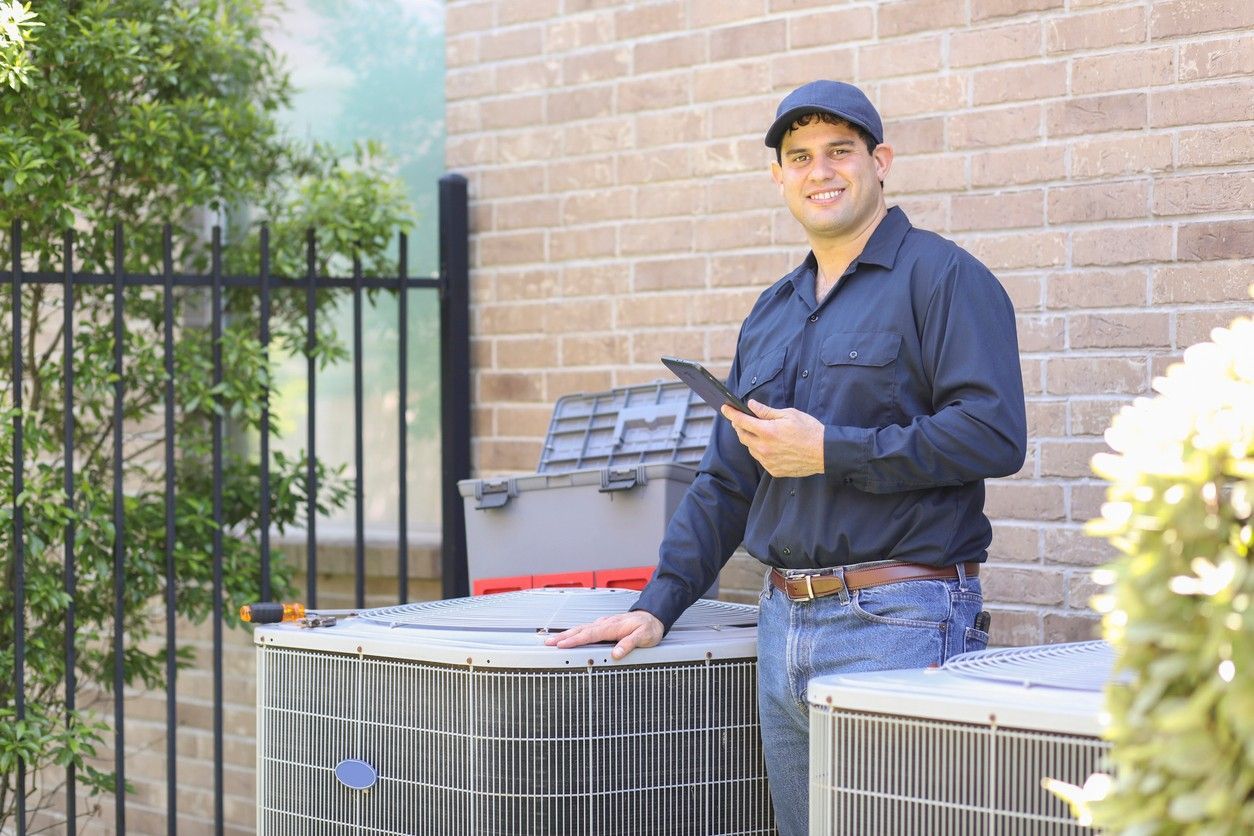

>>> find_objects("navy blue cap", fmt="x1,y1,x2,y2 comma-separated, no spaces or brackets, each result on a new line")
764,80,884,149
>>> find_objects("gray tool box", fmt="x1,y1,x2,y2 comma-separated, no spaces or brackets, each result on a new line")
458,381,717,595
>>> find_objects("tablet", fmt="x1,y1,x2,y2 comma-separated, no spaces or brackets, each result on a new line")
660,356,753,415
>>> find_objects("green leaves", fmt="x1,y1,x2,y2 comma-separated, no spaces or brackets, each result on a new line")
1081,314,1254,834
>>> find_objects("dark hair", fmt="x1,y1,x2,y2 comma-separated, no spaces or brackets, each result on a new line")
774,112,878,164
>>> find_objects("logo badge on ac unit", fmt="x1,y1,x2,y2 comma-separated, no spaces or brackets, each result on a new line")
334,758,378,791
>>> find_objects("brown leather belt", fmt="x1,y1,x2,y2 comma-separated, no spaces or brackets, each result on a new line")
769,562,980,602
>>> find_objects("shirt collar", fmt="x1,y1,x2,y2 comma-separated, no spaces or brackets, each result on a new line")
777,205,913,298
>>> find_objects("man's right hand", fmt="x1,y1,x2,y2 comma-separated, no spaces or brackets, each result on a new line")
543,610,664,660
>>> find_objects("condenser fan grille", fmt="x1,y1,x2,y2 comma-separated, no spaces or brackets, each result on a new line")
257,646,773,835
945,640,1115,691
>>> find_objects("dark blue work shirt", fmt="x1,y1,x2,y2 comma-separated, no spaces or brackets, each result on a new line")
634,207,1027,630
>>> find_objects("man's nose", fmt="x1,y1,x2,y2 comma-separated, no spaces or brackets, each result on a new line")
808,154,834,180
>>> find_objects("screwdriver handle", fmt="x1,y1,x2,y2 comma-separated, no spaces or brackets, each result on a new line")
240,602,306,623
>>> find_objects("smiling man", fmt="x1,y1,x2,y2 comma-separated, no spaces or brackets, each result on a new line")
547,80,1027,835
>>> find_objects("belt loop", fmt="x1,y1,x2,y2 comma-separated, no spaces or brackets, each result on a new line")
956,562,969,592
836,566,851,605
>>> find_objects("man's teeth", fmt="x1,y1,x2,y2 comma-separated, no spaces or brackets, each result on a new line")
811,190,843,199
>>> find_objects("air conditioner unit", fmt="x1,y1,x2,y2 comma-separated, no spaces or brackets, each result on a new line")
807,641,1113,836
254,588,774,835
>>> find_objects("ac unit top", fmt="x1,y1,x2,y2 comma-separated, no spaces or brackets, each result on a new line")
253,588,759,669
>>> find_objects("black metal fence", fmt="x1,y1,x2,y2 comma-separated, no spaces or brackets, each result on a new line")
4,174,471,834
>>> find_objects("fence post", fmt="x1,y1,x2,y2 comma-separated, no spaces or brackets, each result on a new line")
439,173,471,599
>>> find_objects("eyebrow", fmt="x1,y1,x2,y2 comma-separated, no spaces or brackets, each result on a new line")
784,138,857,158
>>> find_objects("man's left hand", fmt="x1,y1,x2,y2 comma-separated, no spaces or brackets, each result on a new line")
721,399,825,478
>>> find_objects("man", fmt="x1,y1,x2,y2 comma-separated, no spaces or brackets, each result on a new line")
547,80,1027,835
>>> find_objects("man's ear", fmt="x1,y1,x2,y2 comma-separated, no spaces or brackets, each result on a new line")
872,143,894,183
769,160,783,191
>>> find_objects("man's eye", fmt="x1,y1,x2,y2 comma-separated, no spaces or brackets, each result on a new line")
792,155,809,165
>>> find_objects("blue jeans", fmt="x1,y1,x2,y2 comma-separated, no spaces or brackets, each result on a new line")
756,565,988,836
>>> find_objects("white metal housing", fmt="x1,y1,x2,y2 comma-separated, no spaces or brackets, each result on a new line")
255,588,773,834
807,641,1114,835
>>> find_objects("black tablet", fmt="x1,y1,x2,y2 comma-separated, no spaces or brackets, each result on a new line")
660,356,753,415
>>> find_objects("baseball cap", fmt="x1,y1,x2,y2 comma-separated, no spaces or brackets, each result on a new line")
764,80,884,149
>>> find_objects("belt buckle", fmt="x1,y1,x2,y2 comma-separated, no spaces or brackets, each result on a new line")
803,574,815,601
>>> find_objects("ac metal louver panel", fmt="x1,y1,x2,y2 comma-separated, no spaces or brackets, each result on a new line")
255,589,773,835
808,641,1113,836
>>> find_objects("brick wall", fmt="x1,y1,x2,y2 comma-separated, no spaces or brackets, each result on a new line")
447,0,1254,646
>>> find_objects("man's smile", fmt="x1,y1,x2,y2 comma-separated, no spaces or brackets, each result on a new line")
807,188,845,203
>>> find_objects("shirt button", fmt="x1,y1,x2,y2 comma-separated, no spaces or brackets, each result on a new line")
782,547,791,556
849,350,858,360
808,314,818,323
750,376,757,384
789,489,796,496
801,369,809,378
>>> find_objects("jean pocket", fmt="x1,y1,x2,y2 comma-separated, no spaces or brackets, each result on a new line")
964,627,990,654
850,580,951,628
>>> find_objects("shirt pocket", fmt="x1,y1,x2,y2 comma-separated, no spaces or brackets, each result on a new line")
735,345,787,404
815,331,903,427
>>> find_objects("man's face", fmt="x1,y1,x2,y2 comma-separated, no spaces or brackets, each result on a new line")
770,118,893,244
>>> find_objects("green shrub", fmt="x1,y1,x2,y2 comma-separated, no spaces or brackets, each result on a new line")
1058,309,1253,834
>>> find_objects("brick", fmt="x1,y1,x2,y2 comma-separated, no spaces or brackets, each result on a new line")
494,268,559,303
787,6,876,49
447,66,496,101
859,37,944,80
1047,268,1148,309
951,21,1042,68
447,34,479,68
549,224,615,261
564,46,631,84
1047,92,1147,138
691,289,764,326
561,188,635,225
972,0,1062,22
562,121,635,158
694,212,774,251
1047,181,1150,224
695,61,772,103
637,109,707,147
544,15,615,52
634,33,709,72
545,299,615,333
710,251,794,288
561,334,629,367
446,0,494,34
1179,34,1254,82
1178,125,1254,168
1150,0,1254,38
637,182,705,218
886,116,945,154
498,128,560,162
499,0,560,24
618,147,693,185
1074,225,1173,266
494,336,559,369
550,158,616,193
989,524,1041,563
562,264,621,297
1023,359,1045,397
705,174,776,213
480,25,544,61
770,0,845,9
1070,398,1130,436
481,93,546,130
692,0,765,27
446,100,480,133
1151,80,1254,127
982,567,1065,605
985,482,1066,521
1044,612,1102,643
632,329,706,365
447,134,494,167
615,1,685,39
948,105,1042,149
1178,219,1254,261
771,49,858,89
892,153,967,192
1071,134,1172,179
1152,262,1254,304
1071,483,1110,523
544,368,615,402
1027,400,1067,437
960,231,1067,269
1016,314,1066,353
972,146,1066,187
478,231,546,266
1045,357,1147,395
952,190,1044,231
479,370,544,402
879,0,966,37
616,294,692,328
617,73,691,112
691,138,762,177
1178,308,1249,348
973,62,1067,106
1151,352,1185,377
983,607,1042,646
710,20,787,61
495,196,560,231
633,256,708,292
1156,172,1254,216
1002,274,1044,312
1041,526,1112,569
478,302,547,335
712,98,774,139
1072,48,1175,95
547,86,614,123
878,75,967,118
1046,6,1145,53
1041,439,1113,478
493,405,553,439
894,195,948,232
